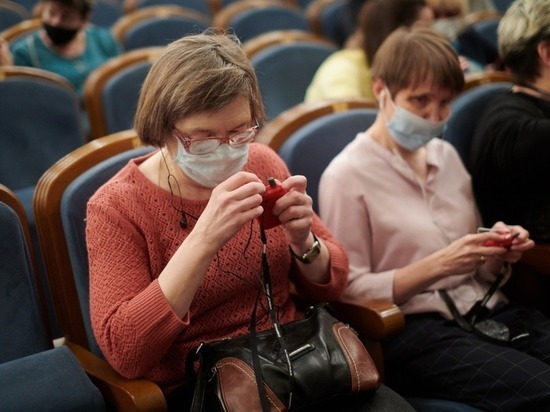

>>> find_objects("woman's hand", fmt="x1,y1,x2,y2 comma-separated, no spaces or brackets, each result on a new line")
273,175,314,251
193,171,265,251
394,223,534,304
484,222,534,265
438,222,534,277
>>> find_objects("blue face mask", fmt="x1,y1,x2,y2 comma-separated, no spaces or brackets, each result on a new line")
382,90,448,151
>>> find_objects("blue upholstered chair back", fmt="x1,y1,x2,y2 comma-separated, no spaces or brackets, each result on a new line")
442,82,511,171
492,0,514,13
128,0,211,16
60,146,154,356
0,0,30,31
278,108,378,212
457,16,500,66
0,201,50,363
101,61,152,136
251,41,338,120
308,0,351,47
0,68,85,339
0,202,106,411
6,0,36,14
230,6,310,43
120,14,209,50
0,69,85,194
90,0,123,27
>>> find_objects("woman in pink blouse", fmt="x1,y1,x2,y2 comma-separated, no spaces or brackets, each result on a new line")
320,27,550,411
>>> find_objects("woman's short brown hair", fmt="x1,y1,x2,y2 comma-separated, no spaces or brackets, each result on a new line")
370,27,464,98
40,0,94,18
135,30,265,147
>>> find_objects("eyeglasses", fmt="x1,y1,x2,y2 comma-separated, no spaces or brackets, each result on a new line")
173,121,259,155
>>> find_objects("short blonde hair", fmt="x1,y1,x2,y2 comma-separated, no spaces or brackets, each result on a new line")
498,0,550,83
371,27,464,98
134,30,265,147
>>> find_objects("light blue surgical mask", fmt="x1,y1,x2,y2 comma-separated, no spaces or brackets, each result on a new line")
382,89,448,151
173,141,248,188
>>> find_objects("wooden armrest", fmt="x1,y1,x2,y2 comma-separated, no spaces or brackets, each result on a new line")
330,298,405,341
62,339,167,412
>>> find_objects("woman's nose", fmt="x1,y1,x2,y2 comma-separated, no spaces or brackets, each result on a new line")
426,106,448,122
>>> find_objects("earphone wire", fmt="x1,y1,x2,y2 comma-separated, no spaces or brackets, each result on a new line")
161,148,274,316
161,148,193,228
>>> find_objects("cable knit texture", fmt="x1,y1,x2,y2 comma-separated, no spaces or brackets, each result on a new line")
87,143,348,394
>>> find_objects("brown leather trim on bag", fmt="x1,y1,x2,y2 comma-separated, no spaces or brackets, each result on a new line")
215,357,287,412
333,323,382,392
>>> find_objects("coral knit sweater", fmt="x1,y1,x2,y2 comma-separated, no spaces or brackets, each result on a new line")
87,143,348,394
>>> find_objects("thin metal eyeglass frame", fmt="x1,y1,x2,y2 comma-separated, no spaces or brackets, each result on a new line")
172,121,259,155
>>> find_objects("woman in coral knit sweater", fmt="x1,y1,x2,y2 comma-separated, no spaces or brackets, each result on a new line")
85,30,414,411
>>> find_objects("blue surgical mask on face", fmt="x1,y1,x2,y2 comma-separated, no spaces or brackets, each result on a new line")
381,89,448,151
173,141,248,188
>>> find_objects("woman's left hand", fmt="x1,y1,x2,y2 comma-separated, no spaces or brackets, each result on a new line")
273,175,314,249
490,222,535,263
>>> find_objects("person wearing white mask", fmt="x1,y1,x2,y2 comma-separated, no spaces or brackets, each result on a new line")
320,27,550,410
86,30,416,411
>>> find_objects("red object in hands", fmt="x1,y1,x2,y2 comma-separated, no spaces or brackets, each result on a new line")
482,233,518,250
259,177,286,229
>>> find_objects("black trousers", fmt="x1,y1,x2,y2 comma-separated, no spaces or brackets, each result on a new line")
383,303,550,412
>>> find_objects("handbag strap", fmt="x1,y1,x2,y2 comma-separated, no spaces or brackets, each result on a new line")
253,223,294,410
440,262,509,331
190,224,295,412
438,289,474,331
189,344,207,412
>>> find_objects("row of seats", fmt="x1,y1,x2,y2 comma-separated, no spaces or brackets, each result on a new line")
3,75,549,410
0,185,106,411
0,128,402,410
5,0,324,21
0,25,511,338
2,0,505,56
1,0,353,46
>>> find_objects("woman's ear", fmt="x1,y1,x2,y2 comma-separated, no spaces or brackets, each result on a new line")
372,78,386,103
538,41,550,69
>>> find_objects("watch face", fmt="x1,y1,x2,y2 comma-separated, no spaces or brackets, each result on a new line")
290,233,321,264
302,238,321,264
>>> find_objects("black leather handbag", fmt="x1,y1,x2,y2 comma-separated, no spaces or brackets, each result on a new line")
190,227,381,412
190,303,381,411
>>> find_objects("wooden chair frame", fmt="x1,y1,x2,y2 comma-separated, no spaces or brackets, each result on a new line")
0,0,31,31
242,29,336,58
112,5,211,44
0,184,52,342
83,47,162,141
0,17,40,43
256,97,377,151
463,70,512,91
0,64,74,89
304,0,346,40
212,0,300,29
33,130,167,411
462,10,503,28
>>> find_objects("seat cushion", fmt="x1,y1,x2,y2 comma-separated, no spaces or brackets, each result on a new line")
0,346,106,411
